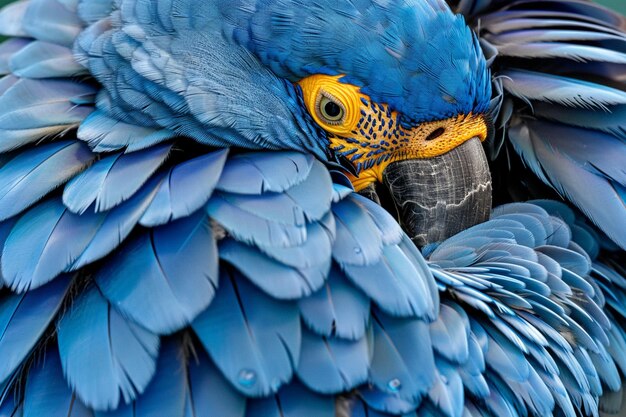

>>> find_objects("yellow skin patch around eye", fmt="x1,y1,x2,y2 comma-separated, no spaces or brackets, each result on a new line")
297,74,488,191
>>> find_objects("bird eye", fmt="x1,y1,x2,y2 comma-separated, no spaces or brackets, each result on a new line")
297,74,361,136
317,94,345,125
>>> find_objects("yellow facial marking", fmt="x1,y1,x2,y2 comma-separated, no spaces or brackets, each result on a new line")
298,74,489,191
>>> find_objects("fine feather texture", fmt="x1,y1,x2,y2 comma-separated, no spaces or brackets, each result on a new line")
298,265,371,340
508,120,626,248
368,311,437,406
139,149,228,227
63,143,171,213
245,382,335,417
192,267,301,397
0,0,625,416
97,340,187,417
185,348,246,417
296,326,371,394
0,140,94,221
1,176,160,292
0,275,70,383
0,78,95,152
96,212,219,335
10,40,86,78
23,346,93,417
57,285,160,410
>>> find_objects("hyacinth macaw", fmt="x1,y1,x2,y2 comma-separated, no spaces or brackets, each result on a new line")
0,0,625,416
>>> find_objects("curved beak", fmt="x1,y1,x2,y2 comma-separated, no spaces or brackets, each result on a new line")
381,138,491,246
349,114,492,246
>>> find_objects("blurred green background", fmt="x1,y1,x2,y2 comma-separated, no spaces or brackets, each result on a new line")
0,0,623,13
599,0,625,13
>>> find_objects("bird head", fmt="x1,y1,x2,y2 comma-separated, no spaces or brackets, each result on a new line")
84,0,493,246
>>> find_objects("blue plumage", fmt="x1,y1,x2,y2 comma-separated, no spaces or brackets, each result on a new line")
57,285,160,410
97,212,218,334
9,40,86,78
23,347,93,417
0,275,70,382
140,149,228,227
63,143,171,213
0,0,625,416
245,382,335,417
185,348,246,417
0,140,94,221
297,326,371,394
298,265,371,340
192,268,301,397
0,78,95,152
99,340,187,417
369,311,437,407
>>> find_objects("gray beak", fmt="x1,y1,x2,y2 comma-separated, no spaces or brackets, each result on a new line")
378,138,492,247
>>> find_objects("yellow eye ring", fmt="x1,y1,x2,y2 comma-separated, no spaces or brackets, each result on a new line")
298,74,362,136
316,93,345,125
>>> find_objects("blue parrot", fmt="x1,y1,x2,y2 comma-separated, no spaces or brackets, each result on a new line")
0,0,625,416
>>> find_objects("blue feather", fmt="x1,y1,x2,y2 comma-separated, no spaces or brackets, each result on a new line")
63,143,171,214
343,242,436,319
70,175,161,269
352,194,403,246
207,160,333,249
534,99,626,140
536,245,591,277
0,275,70,382
296,326,371,394
192,268,300,397
331,195,382,267
0,199,102,290
0,1,29,38
10,41,85,78
357,385,419,415
0,140,94,221
459,335,488,398
0,38,30,75
507,366,555,417
219,238,331,300
0,74,19,97
56,285,160,411
97,212,218,334
484,326,530,383
22,0,83,47
369,310,436,404
76,0,113,24
2,176,161,291
77,110,176,153
23,347,93,417
427,359,464,417
216,152,314,194
298,264,370,340
501,69,626,109
509,120,626,249
497,42,626,63
0,78,95,152
185,348,246,417
0,217,17,286
488,28,626,44
245,382,335,417
140,150,228,227
97,340,187,417
429,303,470,364
0,393,22,417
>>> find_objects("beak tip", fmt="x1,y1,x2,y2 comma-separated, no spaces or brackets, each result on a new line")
382,138,492,247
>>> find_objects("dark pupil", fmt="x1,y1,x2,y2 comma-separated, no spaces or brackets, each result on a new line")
324,101,341,118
